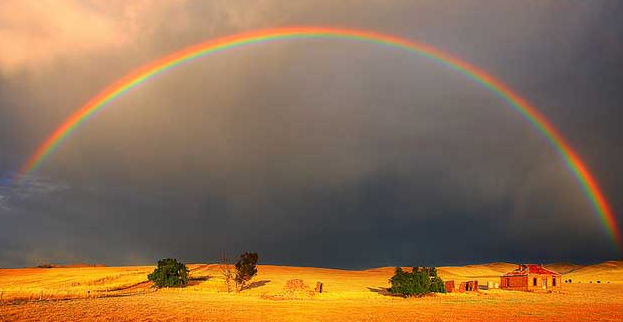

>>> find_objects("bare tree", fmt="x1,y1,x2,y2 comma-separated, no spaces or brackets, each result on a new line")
219,253,235,292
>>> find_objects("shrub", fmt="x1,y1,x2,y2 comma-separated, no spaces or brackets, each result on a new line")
389,266,446,296
148,258,189,288
235,252,258,290
283,279,315,299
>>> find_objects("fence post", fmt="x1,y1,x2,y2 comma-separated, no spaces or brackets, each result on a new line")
315,282,323,293
39,290,42,301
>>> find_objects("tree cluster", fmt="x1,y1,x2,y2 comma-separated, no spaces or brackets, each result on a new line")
148,258,189,288
148,253,258,291
389,266,446,296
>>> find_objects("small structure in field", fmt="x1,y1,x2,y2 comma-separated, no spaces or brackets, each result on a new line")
500,264,561,292
315,282,323,293
444,280,455,293
445,280,478,292
459,280,478,292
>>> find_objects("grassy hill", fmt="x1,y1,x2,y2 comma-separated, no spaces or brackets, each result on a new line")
544,263,583,274
564,260,623,283
2,261,623,321
1,260,622,302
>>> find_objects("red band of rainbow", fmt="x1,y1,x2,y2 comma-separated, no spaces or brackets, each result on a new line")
16,27,621,249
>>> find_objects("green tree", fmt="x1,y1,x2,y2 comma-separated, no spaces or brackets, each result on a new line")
389,267,411,295
234,252,258,291
148,258,189,288
389,266,446,296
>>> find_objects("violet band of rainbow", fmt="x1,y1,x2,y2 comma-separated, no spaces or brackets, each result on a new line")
16,27,621,249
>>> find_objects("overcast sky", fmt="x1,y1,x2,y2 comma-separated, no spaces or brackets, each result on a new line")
1,0,622,268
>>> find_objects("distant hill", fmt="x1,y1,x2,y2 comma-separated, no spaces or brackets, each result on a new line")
363,263,517,284
21,260,623,284
34,263,107,268
544,263,584,274
365,261,622,284
565,260,623,283
478,262,519,274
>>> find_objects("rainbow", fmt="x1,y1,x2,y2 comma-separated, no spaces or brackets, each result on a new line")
16,27,621,248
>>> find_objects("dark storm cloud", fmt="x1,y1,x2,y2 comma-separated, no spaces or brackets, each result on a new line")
1,0,622,268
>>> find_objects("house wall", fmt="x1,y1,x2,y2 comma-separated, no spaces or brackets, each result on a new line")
500,274,562,292
500,276,528,291
526,274,562,291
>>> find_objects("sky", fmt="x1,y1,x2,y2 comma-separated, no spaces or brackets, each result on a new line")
1,0,623,269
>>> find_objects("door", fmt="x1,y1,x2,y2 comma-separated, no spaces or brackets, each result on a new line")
542,278,547,289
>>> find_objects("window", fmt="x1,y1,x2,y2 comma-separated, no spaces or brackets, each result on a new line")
533,278,537,286
553,278,556,286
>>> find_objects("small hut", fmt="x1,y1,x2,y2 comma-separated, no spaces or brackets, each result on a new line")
500,264,561,292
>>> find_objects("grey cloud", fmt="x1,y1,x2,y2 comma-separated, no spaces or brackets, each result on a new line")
0,176,69,213
1,0,622,268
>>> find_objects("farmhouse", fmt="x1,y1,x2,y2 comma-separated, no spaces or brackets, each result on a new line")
500,264,562,292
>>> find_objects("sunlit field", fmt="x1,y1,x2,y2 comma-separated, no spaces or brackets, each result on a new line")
1,261,622,321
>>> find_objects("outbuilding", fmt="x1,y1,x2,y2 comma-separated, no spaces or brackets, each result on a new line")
500,264,561,292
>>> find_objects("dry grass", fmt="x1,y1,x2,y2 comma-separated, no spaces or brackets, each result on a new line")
1,261,622,321
0,265,188,301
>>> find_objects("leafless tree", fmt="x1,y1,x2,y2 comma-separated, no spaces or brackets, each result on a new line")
219,253,236,292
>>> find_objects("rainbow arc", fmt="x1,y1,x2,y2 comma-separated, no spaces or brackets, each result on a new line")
15,27,621,249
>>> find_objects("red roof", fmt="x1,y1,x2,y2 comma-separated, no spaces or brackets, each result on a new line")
502,264,560,277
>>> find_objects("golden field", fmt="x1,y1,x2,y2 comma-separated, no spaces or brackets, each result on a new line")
1,261,623,321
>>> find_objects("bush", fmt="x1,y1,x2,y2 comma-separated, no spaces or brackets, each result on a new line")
235,252,258,290
389,266,446,296
283,279,315,299
148,258,189,288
